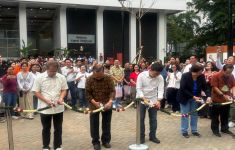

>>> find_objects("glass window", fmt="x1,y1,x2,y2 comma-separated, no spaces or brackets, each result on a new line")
0,4,19,58
27,7,56,56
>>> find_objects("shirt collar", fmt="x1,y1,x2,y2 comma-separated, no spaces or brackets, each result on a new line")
45,72,58,78
146,71,152,78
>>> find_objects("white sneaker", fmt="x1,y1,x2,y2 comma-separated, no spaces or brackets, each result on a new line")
112,104,116,109
12,116,19,120
28,115,34,120
0,118,6,123
42,149,49,150
228,121,235,128
56,148,62,150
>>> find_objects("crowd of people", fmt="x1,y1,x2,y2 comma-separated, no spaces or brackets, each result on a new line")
0,50,235,150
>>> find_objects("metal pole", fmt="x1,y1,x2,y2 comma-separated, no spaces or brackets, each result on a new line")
227,0,233,57
5,108,14,150
129,98,148,150
136,98,140,145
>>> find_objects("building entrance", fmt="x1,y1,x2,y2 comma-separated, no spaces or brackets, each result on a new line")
27,7,56,57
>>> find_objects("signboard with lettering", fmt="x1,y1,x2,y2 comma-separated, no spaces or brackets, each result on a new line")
68,34,95,44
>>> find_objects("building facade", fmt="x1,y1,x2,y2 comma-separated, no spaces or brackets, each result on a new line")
0,0,186,63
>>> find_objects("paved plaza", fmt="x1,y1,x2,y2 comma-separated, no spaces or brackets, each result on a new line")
1,108,235,150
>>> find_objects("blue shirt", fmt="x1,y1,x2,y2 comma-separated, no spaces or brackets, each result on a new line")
193,80,197,96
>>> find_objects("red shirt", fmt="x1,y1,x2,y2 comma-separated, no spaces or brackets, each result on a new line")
1,75,17,93
129,72,140,87
211,71,235,103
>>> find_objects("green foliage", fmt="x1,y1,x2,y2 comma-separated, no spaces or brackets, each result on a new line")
167,9,200,58
54,47,70,59
19,40,32,58
167,0,235,59
192,0,235,46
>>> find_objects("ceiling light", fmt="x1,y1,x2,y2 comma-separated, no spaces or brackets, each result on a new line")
40,7,43,10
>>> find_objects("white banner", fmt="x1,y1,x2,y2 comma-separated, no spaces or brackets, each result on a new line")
68,34,95,44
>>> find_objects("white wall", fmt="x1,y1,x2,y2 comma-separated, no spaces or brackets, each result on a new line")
157,13,167,62
19,0,186,11
96,8,104,63
19,4,27,48
53,6,67,49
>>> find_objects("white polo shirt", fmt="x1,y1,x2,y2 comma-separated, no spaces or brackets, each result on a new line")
32,72,68,114
61,66,77,82
136,71,164,104
75,72,90,89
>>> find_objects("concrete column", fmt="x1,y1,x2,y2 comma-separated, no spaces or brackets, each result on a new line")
157,13,167,63
129,12,137,63
54,6,67,49
96,7,104,63
19,4,27,48
59,6,67,49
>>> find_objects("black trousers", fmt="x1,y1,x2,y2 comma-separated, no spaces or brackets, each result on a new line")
211,105,230,133
166,88,180,112
90,109,112,145
40,112,63,149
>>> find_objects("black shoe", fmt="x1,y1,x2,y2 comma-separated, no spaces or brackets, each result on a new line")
221,130,234,135
182,133,190,138
93,144,101,150
42,146,50,150
192,132,201,137
102,143,111,148
140,138,145,144
213,132,221,137
149,137,160,144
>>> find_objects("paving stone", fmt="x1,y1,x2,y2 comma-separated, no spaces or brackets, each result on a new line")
0,108,235,150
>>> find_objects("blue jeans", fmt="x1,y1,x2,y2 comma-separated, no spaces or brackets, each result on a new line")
112,97,121,108
140,103,157,139
67,81,77,106
180,99,198,134
3,92,17,115
77,88,87,107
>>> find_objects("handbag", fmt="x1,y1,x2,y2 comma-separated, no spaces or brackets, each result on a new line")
124,85,131,96
115,85,123,98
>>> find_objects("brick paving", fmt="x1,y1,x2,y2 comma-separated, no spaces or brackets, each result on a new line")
0,108,235,150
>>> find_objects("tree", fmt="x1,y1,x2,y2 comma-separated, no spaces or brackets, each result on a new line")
167,8,201,59
191,0,235,46
167,0,235,59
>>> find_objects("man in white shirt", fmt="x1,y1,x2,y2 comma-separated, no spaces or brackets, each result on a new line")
75,65,90,108
136,63,164,144
61,58,77,107
183,55,198,73
32,61,68,150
